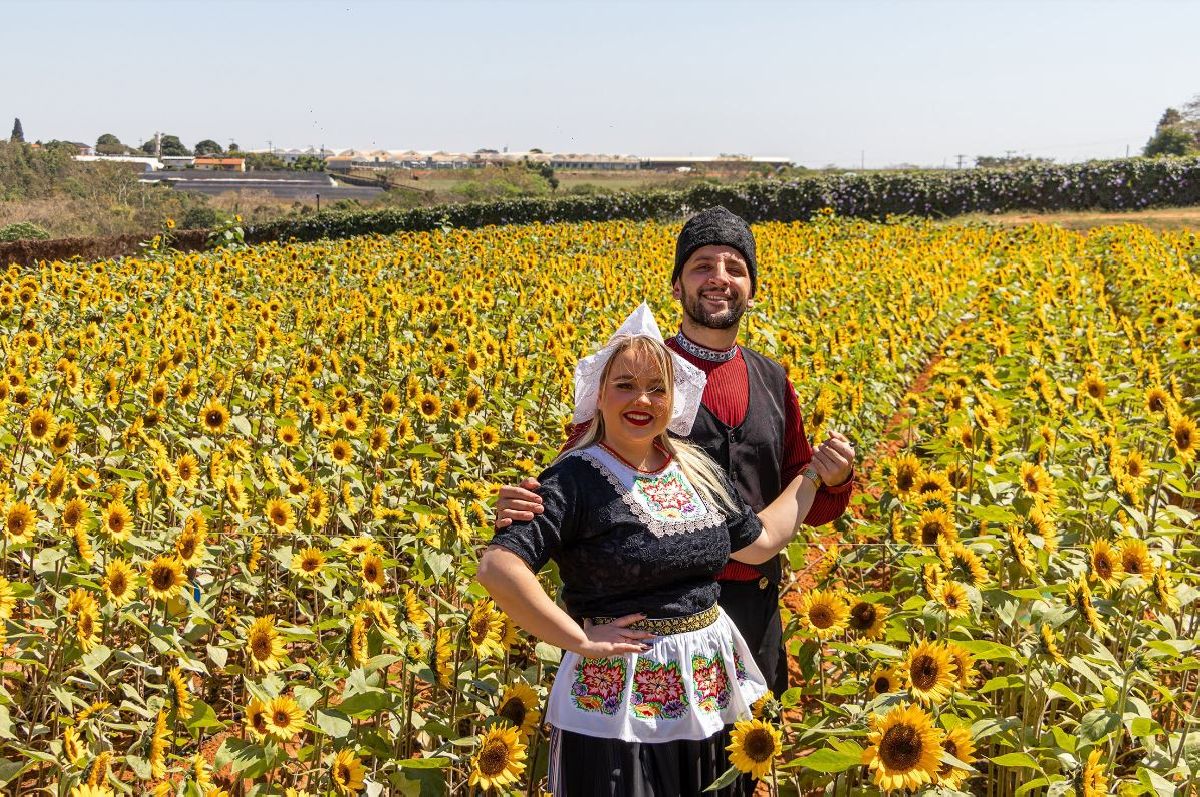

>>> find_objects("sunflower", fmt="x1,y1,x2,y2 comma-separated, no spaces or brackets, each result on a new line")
1171,413,1197,464
51,421,76,454
1081,373,1107,401
944,641,978,689
1067,578,1105,636
913,508,957,549
1026,506,1059,554
102,558,137,606
264,497,295,535
0,576,16,620
467,599,506,660
1089,539,1124,588
99,500,132,543
940,542,988,586
168,667,193,718
26,407,56,444
1038,623,1067,666
922,563,945,597
417,392,442,421
846,597,889,640
1078,748,1108,797
329,438,354,467
175,453,199,488
368,425,390,455
402,587,429,626
197,397,229,436
349,615,369,665
71,786,114,797
861,703,942,792
903,640,957,705
429,627,453,687
869,665,902,697
934,581,971,619
890,454,921,494
915,470,951,495
1019,462,1057,508
149,709,168,779
797,589,850,640
288,547,325,581
244,698,271,741
355,598,398,637
935,726,977,789
331,748,366,795
1008,524,1034,571
5,501,37,544
360,553,386,593
265,695,306,740
307,488,330,527
86,750,112,789
726,718,781,780
245,615,287,672
145,556,185,601
75,603,101,652
379,390,400,416
1151,565,1179,611
1145,386,1171,415
63,724,83,764
496,682,542,737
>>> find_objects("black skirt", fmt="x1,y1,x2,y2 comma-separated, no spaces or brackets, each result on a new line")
550,726,756,797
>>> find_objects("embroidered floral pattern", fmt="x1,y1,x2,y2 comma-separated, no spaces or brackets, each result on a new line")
577,449,725,538
632,470,706,522
733,651,749,684
691,653,732,712
630,658,688,719
571,657,628,715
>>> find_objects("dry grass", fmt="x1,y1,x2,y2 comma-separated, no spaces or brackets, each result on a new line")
957,206,1200,233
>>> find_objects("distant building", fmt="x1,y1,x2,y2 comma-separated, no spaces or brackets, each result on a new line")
271,146,336,165
194,157,246,172
551,153,639,171
161,156,195,169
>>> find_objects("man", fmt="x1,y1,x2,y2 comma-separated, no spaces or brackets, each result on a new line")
495,205,855,696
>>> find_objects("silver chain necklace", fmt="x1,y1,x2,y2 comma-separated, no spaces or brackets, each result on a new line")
672,332,738,363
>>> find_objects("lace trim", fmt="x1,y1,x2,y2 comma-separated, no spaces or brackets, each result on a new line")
577,449,726,539
672,332,738,363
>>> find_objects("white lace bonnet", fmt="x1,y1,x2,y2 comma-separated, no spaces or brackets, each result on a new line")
571,303,707,436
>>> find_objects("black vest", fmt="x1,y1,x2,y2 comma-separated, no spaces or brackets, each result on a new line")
683,348,790,583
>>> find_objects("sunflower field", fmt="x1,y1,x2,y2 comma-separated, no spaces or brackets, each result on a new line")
0,213,1195,796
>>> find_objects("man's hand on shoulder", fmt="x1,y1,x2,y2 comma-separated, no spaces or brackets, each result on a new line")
494,477,544,529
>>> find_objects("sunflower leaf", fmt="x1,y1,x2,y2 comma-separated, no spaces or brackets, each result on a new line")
701,764,742,791
793,746,862,773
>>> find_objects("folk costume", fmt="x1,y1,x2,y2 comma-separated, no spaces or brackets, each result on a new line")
490,305,768,796
670,205,854,695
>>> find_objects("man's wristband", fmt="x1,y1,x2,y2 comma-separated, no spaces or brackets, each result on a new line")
802,466,823,489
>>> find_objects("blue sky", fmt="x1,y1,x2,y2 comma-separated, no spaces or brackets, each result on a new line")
7,0,1199,167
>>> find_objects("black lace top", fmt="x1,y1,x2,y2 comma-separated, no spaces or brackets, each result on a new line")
488,445,763,620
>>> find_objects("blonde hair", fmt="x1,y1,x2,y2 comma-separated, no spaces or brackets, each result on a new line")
558,336,739,514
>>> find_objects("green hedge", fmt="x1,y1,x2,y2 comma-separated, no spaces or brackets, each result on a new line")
245,157,1200,244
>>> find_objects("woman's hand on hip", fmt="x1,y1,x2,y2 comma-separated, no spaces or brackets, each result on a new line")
577,613,654,657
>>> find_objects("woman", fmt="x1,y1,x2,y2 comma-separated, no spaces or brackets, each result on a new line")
478,304,820,795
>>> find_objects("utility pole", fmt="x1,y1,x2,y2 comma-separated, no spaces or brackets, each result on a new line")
154,132,161,159
956,154,966,169
860,150,865,170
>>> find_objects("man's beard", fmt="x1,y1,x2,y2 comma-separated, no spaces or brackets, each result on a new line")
681,287,747,330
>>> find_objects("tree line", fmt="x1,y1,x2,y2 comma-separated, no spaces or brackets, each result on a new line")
1144,96,1200,157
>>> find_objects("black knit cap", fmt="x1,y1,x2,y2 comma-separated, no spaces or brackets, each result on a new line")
672,205,758,295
